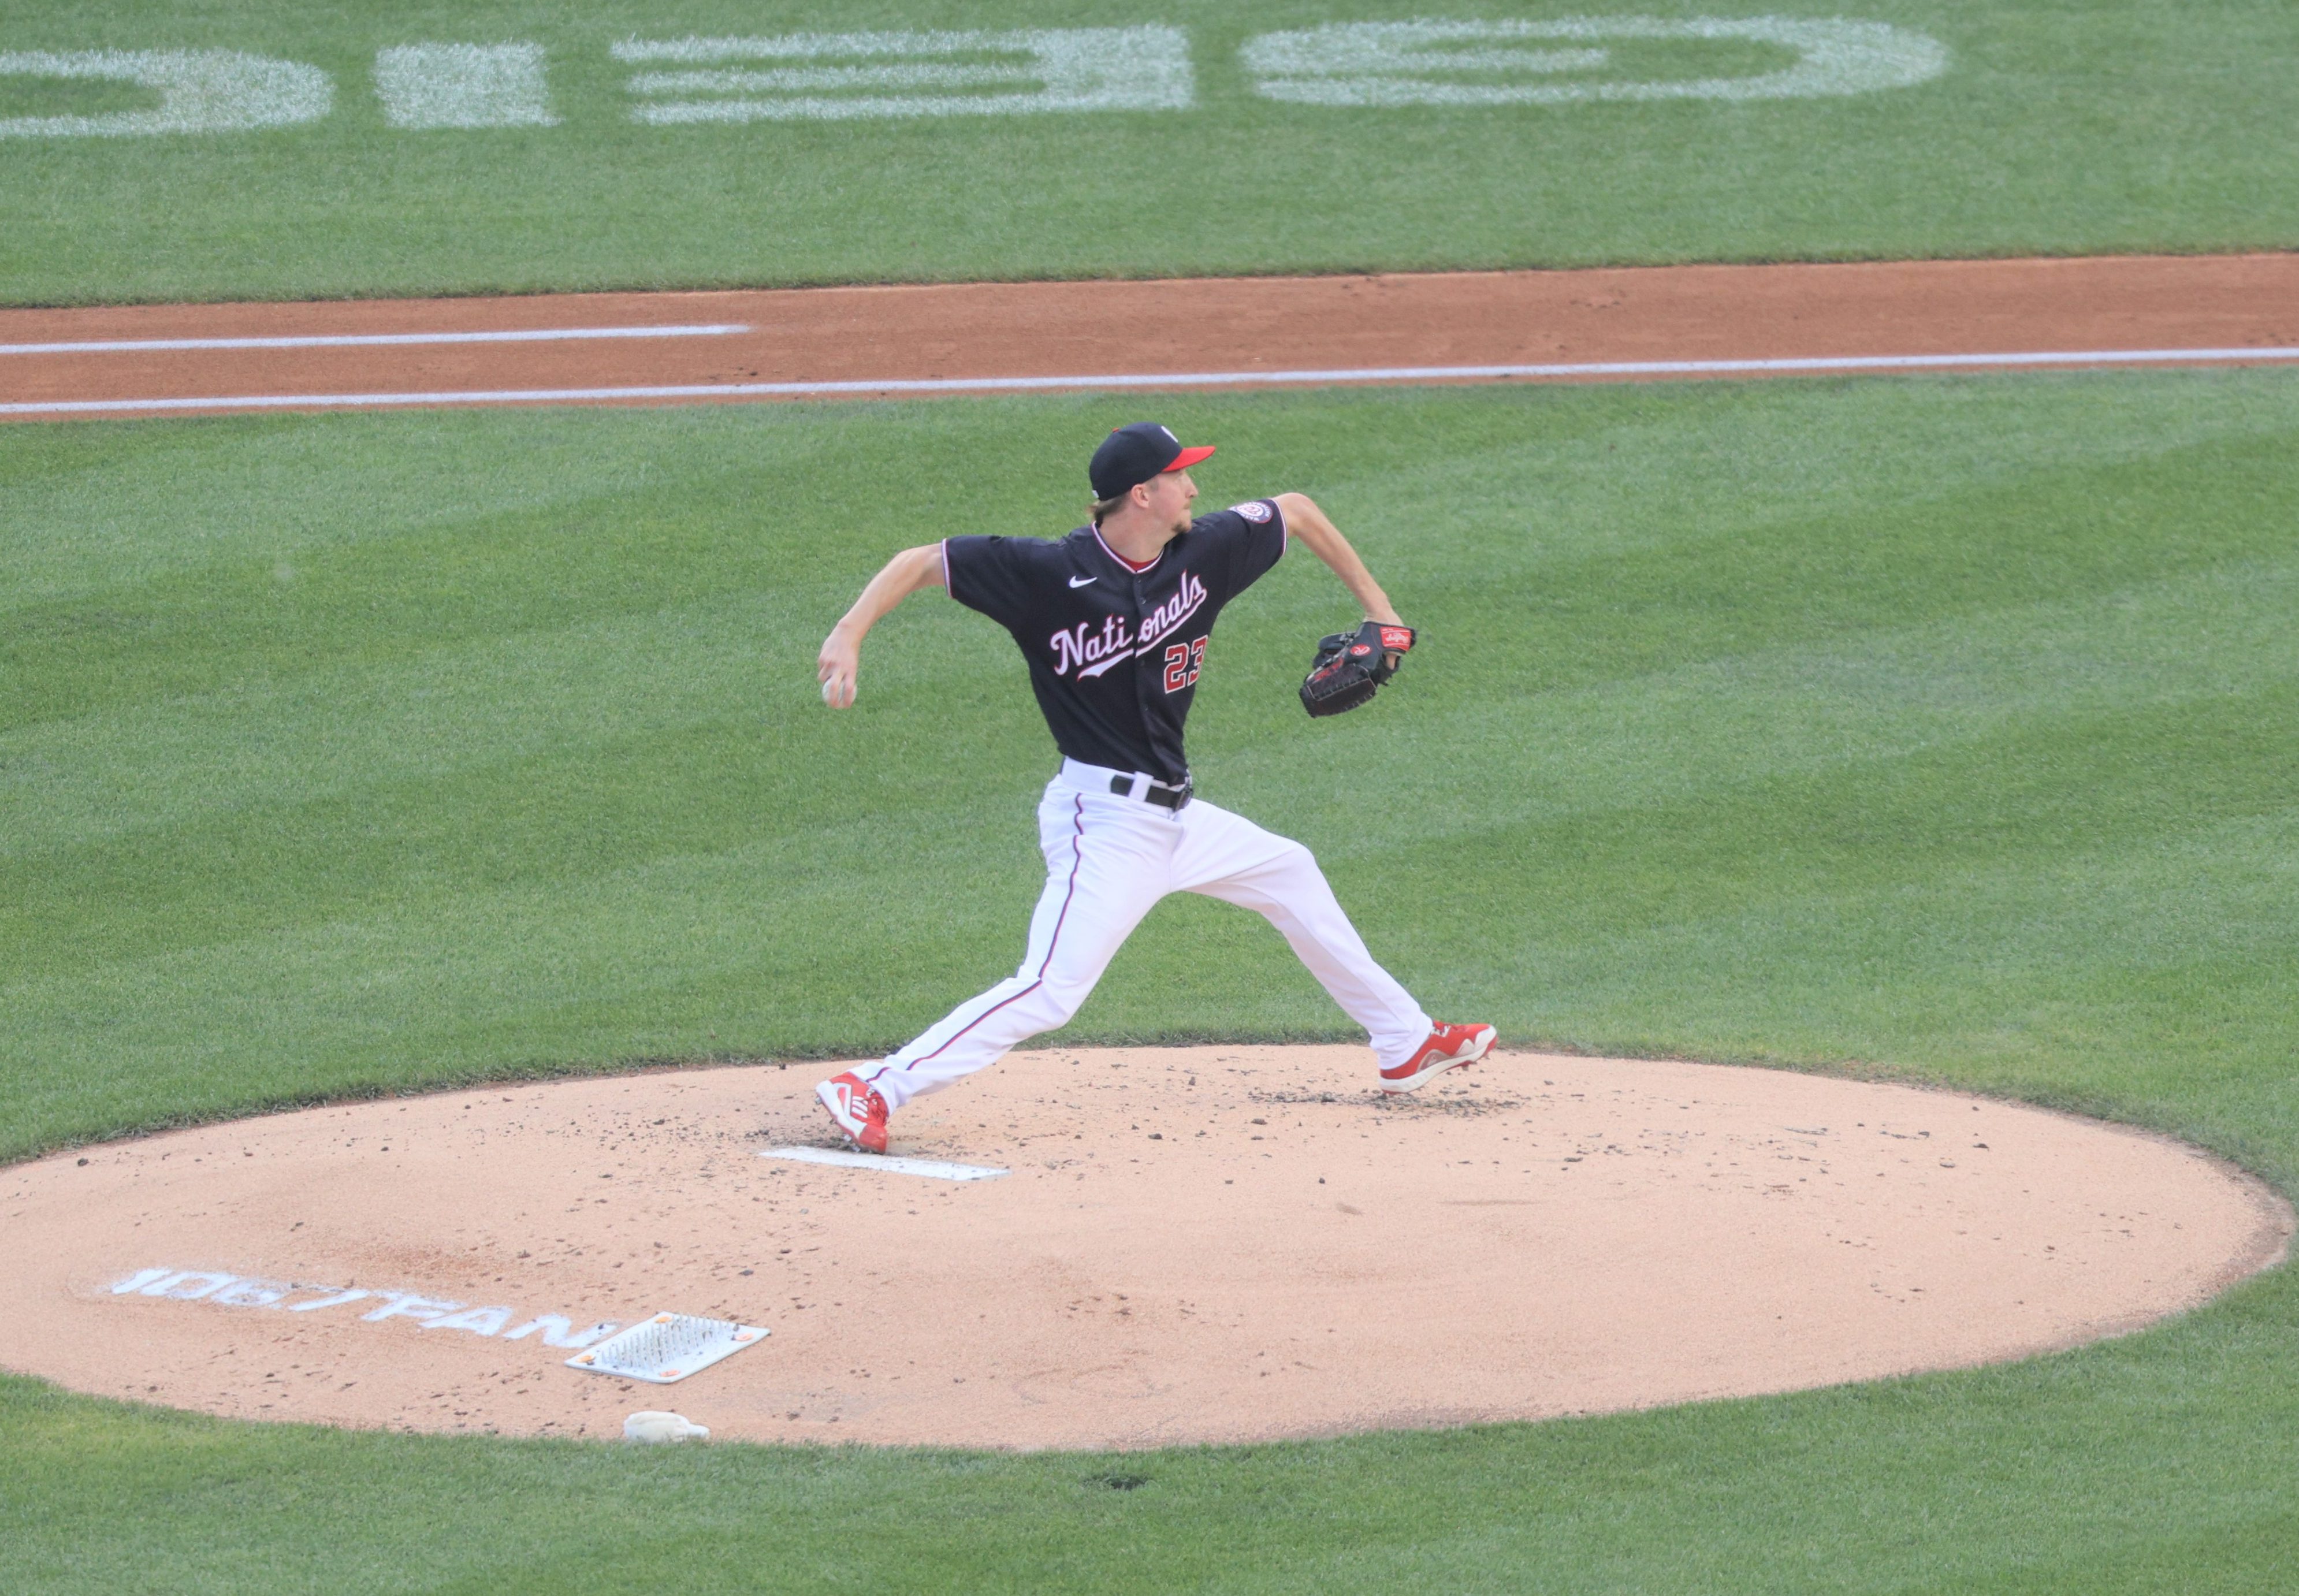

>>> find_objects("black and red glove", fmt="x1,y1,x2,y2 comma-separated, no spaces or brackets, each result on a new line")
1300,620,1416,717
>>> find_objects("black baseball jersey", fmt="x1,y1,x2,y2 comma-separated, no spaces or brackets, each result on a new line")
942,498,1288,785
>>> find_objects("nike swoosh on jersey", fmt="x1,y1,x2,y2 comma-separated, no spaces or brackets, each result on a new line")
1067,575,1098,587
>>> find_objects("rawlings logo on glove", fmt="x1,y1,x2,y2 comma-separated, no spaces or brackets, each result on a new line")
1300,619,1415,717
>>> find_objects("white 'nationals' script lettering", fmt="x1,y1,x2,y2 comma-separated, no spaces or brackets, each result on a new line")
1137,570,1208,650
1052,613,1133,678
1050,570,1209,680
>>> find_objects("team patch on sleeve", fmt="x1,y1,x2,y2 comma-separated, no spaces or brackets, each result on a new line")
1230,500,1274,523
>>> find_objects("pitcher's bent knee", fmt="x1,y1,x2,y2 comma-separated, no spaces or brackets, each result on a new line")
1264,836,1321,878
1035,981,1092,1029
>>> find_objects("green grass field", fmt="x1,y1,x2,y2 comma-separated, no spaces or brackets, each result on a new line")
3,0,2298,303
6,374,2298,1590
8,0,2299,1582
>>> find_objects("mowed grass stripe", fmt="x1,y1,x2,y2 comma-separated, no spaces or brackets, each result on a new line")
0,814,1037,1152
1396,688,2299,1058
12,640,2296,1156
1255,550,2299,857
14,546,2297,1010
3,375,2278,701
2,1,2297,300
1,394,2290,969
5,379,2297,1106
0,414,746,611
6,382,2292,821
4,373,2299,1593
7,1312,2299,1593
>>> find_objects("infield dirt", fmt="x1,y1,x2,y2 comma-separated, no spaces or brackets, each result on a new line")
4,252,2297,417
5,1046,2285,1449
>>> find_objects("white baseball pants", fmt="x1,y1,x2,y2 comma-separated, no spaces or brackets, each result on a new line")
855,760,1433,1110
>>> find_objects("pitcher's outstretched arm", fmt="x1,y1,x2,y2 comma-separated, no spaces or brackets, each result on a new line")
818,543,944,708
1275,493,1404,628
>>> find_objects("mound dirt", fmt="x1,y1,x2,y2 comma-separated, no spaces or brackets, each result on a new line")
2,1047,2285,1449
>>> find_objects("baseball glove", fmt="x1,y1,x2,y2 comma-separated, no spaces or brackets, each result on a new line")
1300,620,1416,717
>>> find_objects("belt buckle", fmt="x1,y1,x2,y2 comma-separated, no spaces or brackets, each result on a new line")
1107,772,1191,810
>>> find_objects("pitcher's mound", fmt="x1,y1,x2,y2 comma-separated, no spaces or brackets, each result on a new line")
3,1047,2286,1449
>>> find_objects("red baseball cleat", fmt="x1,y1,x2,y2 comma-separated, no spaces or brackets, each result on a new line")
1379,1022,1497,1093
816,1071,890,1154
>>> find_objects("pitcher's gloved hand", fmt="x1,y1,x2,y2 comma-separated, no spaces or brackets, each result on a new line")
1300,620,1415,717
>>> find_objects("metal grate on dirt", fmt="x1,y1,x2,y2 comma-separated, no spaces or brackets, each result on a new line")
566,1312,768,1384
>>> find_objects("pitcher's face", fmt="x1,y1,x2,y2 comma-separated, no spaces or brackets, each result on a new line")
1140,468,1197,534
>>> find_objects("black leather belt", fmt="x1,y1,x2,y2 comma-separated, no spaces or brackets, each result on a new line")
1111,774,1193,811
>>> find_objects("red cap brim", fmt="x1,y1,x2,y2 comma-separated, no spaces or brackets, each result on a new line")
1163,444,1217,473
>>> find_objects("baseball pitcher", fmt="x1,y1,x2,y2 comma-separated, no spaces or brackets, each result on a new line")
812,422,1494,1152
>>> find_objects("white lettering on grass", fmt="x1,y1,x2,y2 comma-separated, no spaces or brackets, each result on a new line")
0,26,1944,138
1240,17,1947,106
375,43,557,129
612,28,1192,122
0,50,331,138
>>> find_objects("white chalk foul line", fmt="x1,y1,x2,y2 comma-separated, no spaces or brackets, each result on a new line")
760,1145,1009,1181
6,346,2297,415
0,323,750,356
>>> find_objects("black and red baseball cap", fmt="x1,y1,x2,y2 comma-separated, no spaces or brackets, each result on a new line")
1089,422,1216,499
